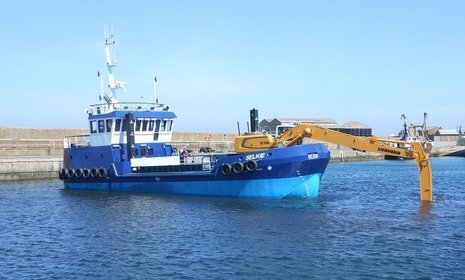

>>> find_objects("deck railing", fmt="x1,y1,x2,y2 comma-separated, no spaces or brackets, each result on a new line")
171,141,235,153
182,154,217,171
64,134,90,148
88,102,166,115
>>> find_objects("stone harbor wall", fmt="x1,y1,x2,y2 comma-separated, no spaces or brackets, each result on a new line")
3,127,462,181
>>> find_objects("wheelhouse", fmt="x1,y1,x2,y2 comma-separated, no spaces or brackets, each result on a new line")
87,103,177,147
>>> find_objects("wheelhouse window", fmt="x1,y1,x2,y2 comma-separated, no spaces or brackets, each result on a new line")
166,120,173,131
90,121,97,133
160,120,166,132
142,120,149,131
153,119,161,141
136,119,142,131
149,120,155,131
106,119,113,133
98,120,105,133
115,119,122,131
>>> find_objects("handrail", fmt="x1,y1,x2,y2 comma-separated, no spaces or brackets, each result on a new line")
63,134,90,148
88,102,166,115
182,154,216,171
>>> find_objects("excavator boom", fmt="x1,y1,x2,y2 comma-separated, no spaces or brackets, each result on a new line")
235,124,433,202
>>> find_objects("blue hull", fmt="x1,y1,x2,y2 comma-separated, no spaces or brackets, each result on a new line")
64,173,322,198
62,143,330,198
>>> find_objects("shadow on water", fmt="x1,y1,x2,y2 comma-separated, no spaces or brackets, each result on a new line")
239,197,322,210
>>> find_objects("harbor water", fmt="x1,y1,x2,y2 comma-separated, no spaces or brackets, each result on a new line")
1,157,464,279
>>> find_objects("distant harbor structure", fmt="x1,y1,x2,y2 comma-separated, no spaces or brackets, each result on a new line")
428,127,461,143
426,127,464,156
387,113,465,157
259,118,372,137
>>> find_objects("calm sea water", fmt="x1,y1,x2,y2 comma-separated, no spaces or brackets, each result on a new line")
1,157,464,279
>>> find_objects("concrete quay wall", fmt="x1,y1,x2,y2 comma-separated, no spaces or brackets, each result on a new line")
0,128,237,157
0,128,86,157
0,157,62,181
0,128,240,181
0,127,399,181
4,127,464,182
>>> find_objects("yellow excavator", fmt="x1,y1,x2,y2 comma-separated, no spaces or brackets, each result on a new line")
235,124,433,202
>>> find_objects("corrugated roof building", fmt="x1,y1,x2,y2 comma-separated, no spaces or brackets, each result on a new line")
434,129,460,142
259,118,372,137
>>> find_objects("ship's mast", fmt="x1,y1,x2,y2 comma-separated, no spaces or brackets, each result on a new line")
100,27,127,107
152,76,158,104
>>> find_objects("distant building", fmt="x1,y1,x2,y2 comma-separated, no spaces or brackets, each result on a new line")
424,127,462,147
433,128,460,142
259,118,372,137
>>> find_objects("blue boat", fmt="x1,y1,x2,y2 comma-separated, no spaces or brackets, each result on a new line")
59,32,331,198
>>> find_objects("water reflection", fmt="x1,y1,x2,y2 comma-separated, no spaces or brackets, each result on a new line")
418,201,433,216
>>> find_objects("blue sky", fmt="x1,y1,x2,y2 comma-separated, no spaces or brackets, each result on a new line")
0,1,463,136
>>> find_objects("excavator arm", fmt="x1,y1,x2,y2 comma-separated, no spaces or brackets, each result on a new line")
235,124,433,202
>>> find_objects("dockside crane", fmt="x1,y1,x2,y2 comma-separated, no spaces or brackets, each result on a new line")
234,124,433,202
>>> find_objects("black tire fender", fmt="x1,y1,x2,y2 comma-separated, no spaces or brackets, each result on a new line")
66,168,75,179
74,168,83,178
90,168,99,178
232,162,244,174
245,160,258,172
82,168,91,178
98,168,108,178
59,168,66,180
221,163,232,176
